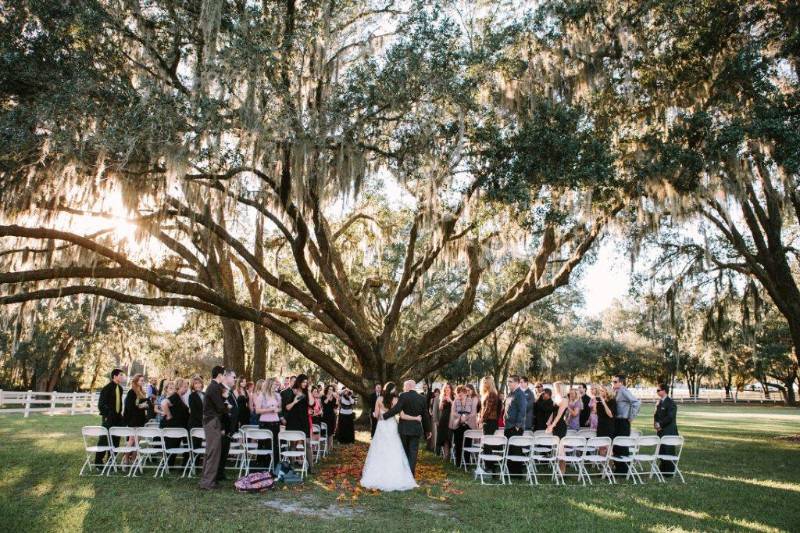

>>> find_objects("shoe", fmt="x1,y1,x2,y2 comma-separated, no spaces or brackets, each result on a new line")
199,483,219,490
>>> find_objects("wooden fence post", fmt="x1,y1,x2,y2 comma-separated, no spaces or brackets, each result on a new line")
50,392,57,415
0,389,3,408
24,390,32,418
70,392,77,415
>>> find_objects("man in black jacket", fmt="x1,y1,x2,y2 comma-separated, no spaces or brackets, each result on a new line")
533,388,554,431
95,368,125,467
382,380,431,476
654,384,679,476
199,366,230,490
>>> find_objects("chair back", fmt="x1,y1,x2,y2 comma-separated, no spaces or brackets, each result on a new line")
578,429,596,437
279,430,306,444
566,429,578,436
108,426,137,439
82,426,108,448
532,430,549,437
240,425,259,432
137,427,164,445
507,435,535,450
560,436,586,455
481,435,508,449
637,435,660,449
161,427,189,440
630,428,642,438
612,436,637,449
585,436,612,450
494,429,505,436
659,435,684,457
189,427,205,441
246,429,274,443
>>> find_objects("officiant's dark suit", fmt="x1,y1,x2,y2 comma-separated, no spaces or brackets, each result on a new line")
383,389,431,475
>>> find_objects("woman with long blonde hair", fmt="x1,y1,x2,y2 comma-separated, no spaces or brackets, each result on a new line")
479,376,500,435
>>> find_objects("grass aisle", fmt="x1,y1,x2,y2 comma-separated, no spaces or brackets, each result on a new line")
0,404,798,532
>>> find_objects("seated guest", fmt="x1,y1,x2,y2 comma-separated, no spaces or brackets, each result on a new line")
533,388,554,431
654,384,678,476
567,389,583,431
163,378,191,466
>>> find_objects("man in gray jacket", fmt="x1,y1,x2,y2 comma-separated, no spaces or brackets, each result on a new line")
520,376,535,430
612,374,641,474
503,376,527,474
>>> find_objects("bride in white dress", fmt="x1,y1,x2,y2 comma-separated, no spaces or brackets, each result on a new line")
360,382,419,491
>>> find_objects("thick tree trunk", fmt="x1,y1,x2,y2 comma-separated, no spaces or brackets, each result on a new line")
252,325,267,380
221,317,246,376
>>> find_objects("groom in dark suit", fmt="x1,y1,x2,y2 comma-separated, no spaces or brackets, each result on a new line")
383,380,431,476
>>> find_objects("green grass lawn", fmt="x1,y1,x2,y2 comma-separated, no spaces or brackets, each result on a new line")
1,403,799,532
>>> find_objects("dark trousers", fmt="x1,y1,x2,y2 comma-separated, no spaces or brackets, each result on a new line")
200,418,222,488
613,418,631,473
216,433,231,480
504,426,524,474
370,416,378,437
165,436,189,467
259,421,281,470
453,425,468,467
657,432,676,475
483,420,498,435
400,433,421,475
95,415,122,465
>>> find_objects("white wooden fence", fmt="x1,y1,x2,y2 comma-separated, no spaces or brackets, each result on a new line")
0,390,100,417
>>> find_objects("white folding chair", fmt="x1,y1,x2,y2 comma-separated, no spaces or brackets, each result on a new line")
609,436,639,484
503,436,536,485
80,426,112,476
188,427,206,478
493,429,506,436
522,430,535,437
132,427,165,477
319,422,329,457
566,429,579,437
656,435,685,483
161,428,192,477
310,424,322,462
461,430,483,471
476,435,507,485
530,435,560,485
243,428,274,475
279,430,308,479
107,426,138,476
582,437,613,484
532,430,549,437
226,431,248,477
557,436,588,485
630,428,642,438
632,436,661,483
578,429,596,438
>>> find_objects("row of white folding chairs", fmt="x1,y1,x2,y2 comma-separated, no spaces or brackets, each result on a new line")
80,426,317,480
455,428,601,468
470,433,684,486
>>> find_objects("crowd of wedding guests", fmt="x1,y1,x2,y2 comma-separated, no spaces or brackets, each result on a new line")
400,374,680,475
92,367,361,488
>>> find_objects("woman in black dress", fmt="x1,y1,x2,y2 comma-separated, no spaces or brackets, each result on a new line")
321,385,338,450
123,374,150,464
436,383,454,457
283,374,310,435
163,378,191,466
546,383,570,475
593,385,616,455
336,388,356,444
234,377,251,429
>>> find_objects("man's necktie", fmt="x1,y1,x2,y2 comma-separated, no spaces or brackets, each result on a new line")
115,386,121,414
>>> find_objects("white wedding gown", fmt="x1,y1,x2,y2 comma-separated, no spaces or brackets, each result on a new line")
360,406,418,491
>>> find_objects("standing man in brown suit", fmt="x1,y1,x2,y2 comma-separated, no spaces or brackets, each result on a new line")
199,366,229,490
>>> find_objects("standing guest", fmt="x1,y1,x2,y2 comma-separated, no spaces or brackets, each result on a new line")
199,366,229,490
428,388,441,451
503,376,527,474
567,389,583,431
310,386,323,426
422,383,430,404
217,370,238,482
546,382,570,473
533,388,554,431
588,394,598,430
158,382,176,427
146,377,159,420
336,386,356,444
284,374,314,470
255,378,282,470
593,385,616,455
612,374,641,474
234,378,250,429
520,377,535,431
188,376,205,456
163,378,191,467
449,386,477,467
579,384,592,428
279,375,296,423
479,376,500,435
465,383,481,415
368,383,382,437
248,380,260,426
322,385,339,450
96,368,125,469
436,383,455,458
654,384,679,476
123,373,149,464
